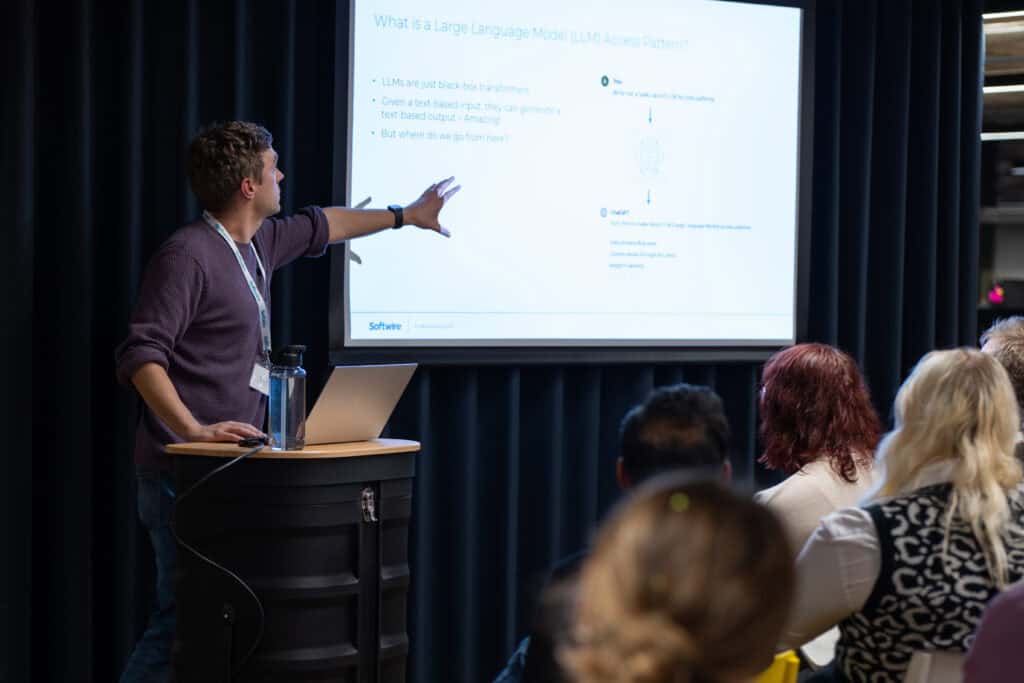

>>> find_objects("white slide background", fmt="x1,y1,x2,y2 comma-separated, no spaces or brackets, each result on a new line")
346,0,802,345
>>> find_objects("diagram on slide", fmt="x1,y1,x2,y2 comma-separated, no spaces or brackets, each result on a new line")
346,0,803,345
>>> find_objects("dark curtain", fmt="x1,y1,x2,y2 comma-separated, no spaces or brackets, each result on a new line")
2,0,983,681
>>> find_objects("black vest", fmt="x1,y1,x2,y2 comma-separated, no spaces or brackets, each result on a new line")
835,484,1024,683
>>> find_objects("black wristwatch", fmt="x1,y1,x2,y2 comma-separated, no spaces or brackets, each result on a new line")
387,204,404,229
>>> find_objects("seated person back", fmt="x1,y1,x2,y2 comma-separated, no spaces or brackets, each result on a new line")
563,475,795,683
755,343,881,553
780,349,1024,683
496,383,733,683
981,315,1024,458
964,579,1024,682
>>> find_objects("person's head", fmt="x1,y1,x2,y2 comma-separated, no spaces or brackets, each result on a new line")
564,475,794,683
187,121,283,216
981,316,1024,425
876,348,1023,585
758,343,881,483
617,384,731,489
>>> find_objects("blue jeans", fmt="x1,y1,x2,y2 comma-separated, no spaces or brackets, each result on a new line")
120,469,177,683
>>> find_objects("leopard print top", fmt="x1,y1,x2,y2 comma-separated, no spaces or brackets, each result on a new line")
835,484,1024,683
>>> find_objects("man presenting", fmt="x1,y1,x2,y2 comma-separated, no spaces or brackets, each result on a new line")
114,120,458,681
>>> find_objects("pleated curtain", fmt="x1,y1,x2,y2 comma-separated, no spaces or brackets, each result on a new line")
2,0,983,680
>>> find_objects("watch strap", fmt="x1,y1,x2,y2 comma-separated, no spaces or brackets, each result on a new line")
387,204,404,229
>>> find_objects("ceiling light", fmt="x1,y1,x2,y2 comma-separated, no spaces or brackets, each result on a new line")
984,84,1024,94
983,10,1024,20
981,131,1024,141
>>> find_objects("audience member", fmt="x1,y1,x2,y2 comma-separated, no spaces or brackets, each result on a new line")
963,580,1024,682
981,316,1024,435
755,343,882,552
494,383,733,683
780,349,1024,683
563,476,795,683
616,382,733,487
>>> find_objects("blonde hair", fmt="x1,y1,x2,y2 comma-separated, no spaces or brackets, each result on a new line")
563,476,794,683
874,348,1023,586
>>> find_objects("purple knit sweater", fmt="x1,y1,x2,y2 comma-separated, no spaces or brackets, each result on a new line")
115,207,329,470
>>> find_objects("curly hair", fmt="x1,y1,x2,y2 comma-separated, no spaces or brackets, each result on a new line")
563,476,794,683
758,343,881,483
981,316,1024,423
187,121,272,212
619,384,730,484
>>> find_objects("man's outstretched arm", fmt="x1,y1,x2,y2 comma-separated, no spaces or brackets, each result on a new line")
324,177,460,243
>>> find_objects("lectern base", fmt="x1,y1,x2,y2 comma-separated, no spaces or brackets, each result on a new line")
168,441,418,683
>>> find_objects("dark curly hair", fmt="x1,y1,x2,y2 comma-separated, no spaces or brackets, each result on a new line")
619,383,731,485
187,121,272,211
758,343,881,483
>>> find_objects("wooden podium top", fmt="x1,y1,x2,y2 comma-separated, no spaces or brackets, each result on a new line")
165,438,420,460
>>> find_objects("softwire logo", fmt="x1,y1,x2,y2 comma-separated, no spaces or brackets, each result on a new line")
369,321,402,331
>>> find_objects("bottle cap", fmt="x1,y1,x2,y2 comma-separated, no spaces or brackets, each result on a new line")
275,344,306,368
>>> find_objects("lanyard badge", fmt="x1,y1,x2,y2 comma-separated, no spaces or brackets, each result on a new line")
202,212,273,374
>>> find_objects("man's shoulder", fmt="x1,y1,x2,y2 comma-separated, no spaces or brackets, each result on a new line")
162,217,213,247
254,206,329,270
150,219,219,265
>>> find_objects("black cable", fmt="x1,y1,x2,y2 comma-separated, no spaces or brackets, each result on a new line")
170,444,267,679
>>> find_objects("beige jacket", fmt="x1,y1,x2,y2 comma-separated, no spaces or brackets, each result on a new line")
755,456,879,556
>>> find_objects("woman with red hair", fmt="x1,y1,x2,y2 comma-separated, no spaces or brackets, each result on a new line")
755,343,882,553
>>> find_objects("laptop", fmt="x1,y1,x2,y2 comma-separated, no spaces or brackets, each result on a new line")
304,363,417,445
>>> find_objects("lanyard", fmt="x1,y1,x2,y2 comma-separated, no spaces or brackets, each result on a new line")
202,211,272,359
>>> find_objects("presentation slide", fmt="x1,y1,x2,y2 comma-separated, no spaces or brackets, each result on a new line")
346,0,803,346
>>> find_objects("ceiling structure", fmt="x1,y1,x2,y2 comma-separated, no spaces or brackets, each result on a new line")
983,10,1024,210
984,11,1024,135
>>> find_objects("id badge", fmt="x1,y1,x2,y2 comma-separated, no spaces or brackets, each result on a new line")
249,362,271,396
